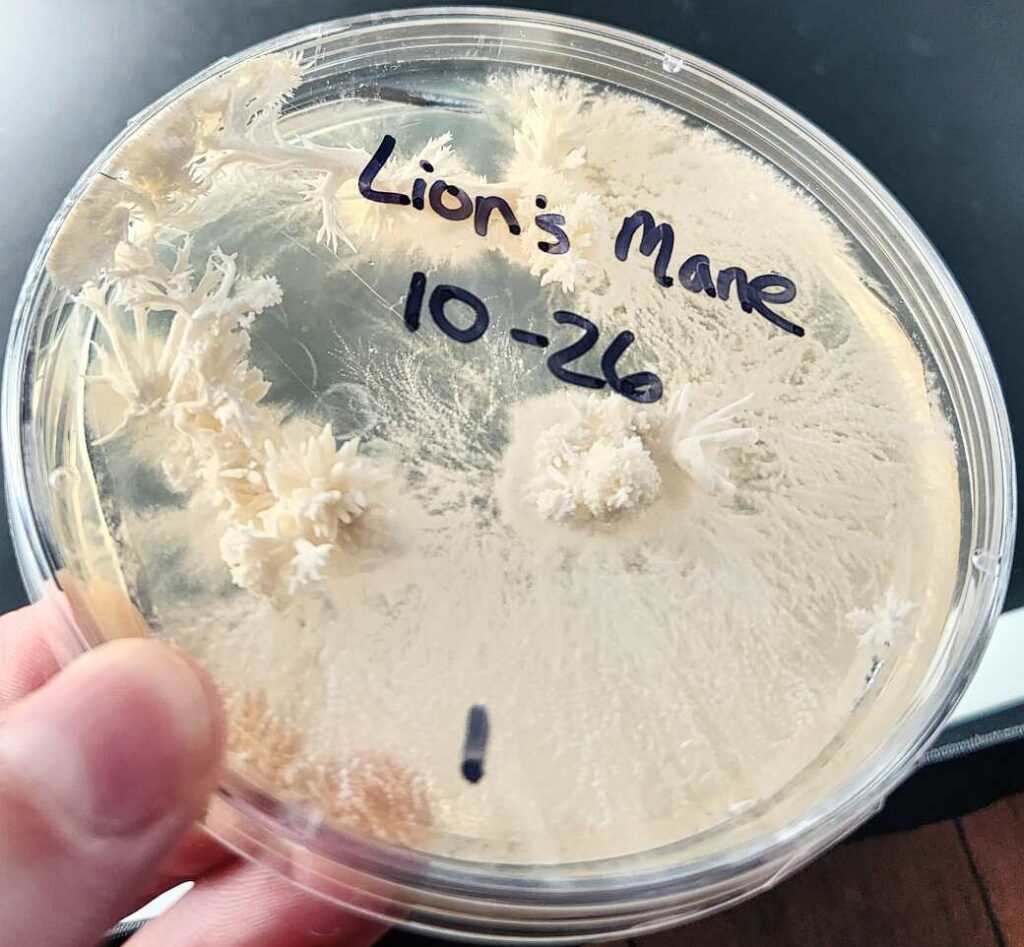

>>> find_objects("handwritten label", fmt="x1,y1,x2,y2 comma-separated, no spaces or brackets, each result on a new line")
403,272,663,402
356,133,803,402
359,134,570,248
614,211,803,337
461,704,490,783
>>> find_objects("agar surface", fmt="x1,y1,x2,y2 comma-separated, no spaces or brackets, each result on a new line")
48,53,959,859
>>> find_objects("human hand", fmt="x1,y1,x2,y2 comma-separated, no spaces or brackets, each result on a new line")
0,602,387,947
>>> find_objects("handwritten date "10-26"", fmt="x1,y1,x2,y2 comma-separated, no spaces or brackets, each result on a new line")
402,271,663,403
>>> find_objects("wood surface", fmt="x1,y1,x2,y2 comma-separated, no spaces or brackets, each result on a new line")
385,797,1023,946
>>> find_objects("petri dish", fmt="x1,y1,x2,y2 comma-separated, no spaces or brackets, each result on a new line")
1,8,1015,941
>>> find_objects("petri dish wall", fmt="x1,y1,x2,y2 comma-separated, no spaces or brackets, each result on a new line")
1,8,1015,941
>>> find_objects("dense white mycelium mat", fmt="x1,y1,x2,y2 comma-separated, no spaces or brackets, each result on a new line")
47,54,960,861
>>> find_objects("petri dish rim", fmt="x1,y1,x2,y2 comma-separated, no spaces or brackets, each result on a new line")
1,6,1015,939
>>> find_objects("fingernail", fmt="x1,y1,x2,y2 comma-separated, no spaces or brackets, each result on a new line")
0,639,224,836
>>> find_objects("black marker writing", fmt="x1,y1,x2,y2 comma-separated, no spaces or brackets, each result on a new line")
746,273,799,334
475,196,522,237
461,704,490,784
547,311,605,389
429,181,473,221
536,213,571,255
358,132,803,339
614,209,804,337
615,210,675,286
411,160,432,209
601,330,664,403
677,253,717,296
509,328,549,348
428,281,490,343
403,272,663,403
402,271,427,331
357,134,525,239
358,134,410,206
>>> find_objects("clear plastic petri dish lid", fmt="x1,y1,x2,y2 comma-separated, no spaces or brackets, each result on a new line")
2,7,1015,942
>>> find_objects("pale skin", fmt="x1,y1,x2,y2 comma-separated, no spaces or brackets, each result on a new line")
0,603,388,947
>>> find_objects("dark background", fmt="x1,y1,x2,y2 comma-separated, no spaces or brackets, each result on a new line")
2,0,1023,830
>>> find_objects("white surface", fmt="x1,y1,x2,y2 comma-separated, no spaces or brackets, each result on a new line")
948,605,1024,725
122,883,191,923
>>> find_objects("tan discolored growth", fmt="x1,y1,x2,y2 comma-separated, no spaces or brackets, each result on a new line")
225,690,431,847
58,572,152,644
227,690,304,772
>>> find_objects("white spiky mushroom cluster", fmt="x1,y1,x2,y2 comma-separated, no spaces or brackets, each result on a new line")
28,48,967,864
49,54,397,600
49,49,930,684
525,395,663,521
522,388,759,523
56,51,764,597
221,426,391,597
49,51,617,290
76,233,390,599
847,587,916,655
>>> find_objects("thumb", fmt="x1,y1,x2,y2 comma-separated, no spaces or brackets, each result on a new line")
0,638,225,947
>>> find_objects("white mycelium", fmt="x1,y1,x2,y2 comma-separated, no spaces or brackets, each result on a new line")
46,53,959,862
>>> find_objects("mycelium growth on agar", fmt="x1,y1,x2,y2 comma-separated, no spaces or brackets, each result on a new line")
44,54,960,861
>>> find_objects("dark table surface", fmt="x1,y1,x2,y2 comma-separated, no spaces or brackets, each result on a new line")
2,0,1023,829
